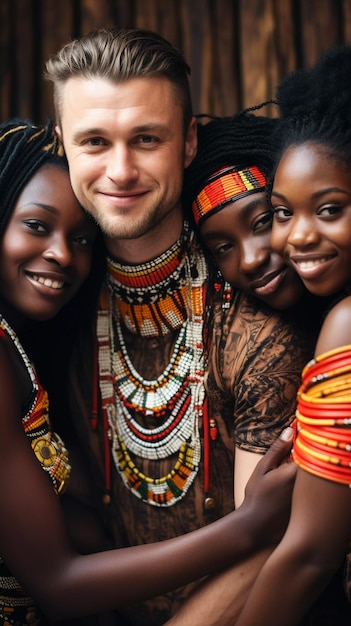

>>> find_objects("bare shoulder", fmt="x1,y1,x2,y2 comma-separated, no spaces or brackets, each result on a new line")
0,331,31,436
0,331,15,377
315,295,351,356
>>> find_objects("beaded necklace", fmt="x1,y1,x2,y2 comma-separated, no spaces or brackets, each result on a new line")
97,224,208,507
105,222,195,337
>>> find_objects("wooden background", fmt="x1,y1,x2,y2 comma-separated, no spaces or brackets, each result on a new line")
1,0,351,123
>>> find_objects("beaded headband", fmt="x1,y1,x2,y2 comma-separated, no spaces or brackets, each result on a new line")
191,165,267,227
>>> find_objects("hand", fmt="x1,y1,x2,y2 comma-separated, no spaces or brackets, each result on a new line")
241,428,296,549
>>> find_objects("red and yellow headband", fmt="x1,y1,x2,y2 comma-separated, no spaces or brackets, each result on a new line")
191,165,267,226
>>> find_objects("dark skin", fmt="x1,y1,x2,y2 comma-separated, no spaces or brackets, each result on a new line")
234,142,351,626
0,340,296,619
0,161,297,621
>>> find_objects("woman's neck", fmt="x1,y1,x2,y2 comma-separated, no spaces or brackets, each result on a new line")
0,298,26,334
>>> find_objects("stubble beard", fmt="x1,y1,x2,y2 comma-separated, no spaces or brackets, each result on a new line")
90,202,178,242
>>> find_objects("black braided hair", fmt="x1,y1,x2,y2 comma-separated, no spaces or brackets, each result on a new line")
182,108,278,337
0,117,66,236
5,118,106,440
182,108,278,218
273,44,351,170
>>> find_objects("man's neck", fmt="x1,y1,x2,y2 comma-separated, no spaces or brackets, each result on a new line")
105,210,184,264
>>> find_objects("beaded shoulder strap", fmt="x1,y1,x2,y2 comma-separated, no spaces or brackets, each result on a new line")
0,316,71,494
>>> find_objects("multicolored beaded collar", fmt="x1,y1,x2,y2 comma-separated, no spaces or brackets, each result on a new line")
106,221,195,337
191,165,267,227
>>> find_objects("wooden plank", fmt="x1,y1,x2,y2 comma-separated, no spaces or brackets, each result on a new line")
3,0,351,126
209,0,240,116
299,0,341,67
0,0,12,120
180,0,213,115
133,0,182,47
340,0,351,41
80,0,131,33
13,0,35,119
152,0,182,46
40,0,75,122
270,0,297,86
135,0,161,31
239,0,277,111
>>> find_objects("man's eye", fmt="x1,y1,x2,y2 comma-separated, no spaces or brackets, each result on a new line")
136,135,158,145
87,137,104,146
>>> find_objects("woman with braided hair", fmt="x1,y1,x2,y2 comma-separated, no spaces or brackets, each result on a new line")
0,117,300,625
181,110,334,511
183,110,306,311
234,45,351,626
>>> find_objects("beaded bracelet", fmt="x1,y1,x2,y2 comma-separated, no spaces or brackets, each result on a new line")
294,438,351,485
293,344,351,485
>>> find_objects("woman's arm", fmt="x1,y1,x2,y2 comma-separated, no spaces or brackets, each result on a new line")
0,337,296,621
235,468,351,626
234,298,351,626
233,309,309,506
234,447,263,507
166,301,308,626
164,548,273,626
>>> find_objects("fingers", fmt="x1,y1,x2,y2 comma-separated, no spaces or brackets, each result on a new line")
241,428,297,548
244,427,297,503
257,427,294,474
269,457,297,486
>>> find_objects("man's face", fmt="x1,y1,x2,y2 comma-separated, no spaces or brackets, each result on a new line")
57,75,197,259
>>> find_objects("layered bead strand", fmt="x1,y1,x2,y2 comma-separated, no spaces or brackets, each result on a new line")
97,224,208,506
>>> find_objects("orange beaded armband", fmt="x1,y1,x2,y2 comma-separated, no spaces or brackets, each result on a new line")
293,345,351,485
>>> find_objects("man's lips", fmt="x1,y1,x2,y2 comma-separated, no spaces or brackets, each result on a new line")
99,189,148,202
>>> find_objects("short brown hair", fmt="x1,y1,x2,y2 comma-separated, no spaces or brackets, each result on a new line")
45,27,193,132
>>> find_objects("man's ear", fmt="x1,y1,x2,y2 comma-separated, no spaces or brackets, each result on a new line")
184,116,198,168
55,124,62,142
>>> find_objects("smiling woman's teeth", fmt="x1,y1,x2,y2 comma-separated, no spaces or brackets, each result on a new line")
31,275,64,289
296,258,329,270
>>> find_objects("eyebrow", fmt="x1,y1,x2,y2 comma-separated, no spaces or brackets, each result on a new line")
21,202,59,215
132,123,170,133
71,128,105,143
243,196,268,211
71,123,170,143
272,187,351,200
